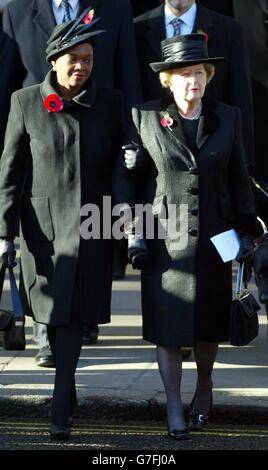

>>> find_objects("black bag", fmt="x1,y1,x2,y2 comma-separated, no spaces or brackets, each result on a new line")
0,264,25,350
230,262,260,346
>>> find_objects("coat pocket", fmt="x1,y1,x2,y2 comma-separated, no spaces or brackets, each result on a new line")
217,196,235,222
21,197,55,242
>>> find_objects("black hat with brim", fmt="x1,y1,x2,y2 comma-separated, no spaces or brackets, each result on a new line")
150,34,225,73
46,9,105,62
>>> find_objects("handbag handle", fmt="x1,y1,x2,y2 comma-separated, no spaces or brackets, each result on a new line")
8,268,24,319
235,262,245,297
0,265,6,302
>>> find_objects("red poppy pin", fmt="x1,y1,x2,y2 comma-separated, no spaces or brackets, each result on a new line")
161,112,174,130
83,9,94,24
44,94,63,113
197,29,208,43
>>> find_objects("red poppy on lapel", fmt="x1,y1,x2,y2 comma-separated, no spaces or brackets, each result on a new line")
197,29,208,43
83,9,94,24
44,94,63,113
161,112,174,130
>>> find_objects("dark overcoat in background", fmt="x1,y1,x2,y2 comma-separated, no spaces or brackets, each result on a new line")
0,0,141,151
115,96,256,347
134,1,254,169
0,71,123,326
199,0,268,218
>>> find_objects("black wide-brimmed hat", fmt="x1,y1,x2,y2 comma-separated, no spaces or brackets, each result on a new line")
150,34,225,73
46,8,105,62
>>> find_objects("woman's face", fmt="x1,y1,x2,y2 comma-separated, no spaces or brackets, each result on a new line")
169,63,207,104
52,43,93,96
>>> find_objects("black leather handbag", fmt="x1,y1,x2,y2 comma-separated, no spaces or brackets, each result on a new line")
230,262,260,346
0,264,25,351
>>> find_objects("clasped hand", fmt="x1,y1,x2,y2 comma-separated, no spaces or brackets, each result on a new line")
128,234,147,270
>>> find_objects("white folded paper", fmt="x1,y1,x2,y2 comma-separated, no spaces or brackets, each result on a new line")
210,229,240,262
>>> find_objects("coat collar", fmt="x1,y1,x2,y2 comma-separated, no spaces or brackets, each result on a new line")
40,70,97,109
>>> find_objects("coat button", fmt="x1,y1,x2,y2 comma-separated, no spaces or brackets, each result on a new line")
188,228,198,236
187,187,199,195
189,166,198,175
190,208,199,216
188,229,198,237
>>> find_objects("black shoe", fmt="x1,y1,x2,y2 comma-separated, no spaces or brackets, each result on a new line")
35,350,55,368
82,325,99,345
188,389,213,431
167,428,190,440
50,424,70,441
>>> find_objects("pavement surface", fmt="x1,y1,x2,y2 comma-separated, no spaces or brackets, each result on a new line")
0,260,268,426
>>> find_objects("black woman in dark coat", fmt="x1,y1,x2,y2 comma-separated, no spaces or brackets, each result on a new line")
0,12,123,440
116,34,259,439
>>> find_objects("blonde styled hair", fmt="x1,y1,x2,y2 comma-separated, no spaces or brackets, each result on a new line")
159,63,215,89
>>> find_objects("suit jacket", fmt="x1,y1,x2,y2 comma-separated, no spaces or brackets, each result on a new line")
0,0,141,151
0,71,123,325
115,96,256,345
134,1,254,169
200,0,268,184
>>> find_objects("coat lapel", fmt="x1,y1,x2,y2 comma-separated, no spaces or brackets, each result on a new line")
196,95,219,149
31,0,56,40
258,0,268,16
192,3,215,42
159,95,220,168
144,4,166,60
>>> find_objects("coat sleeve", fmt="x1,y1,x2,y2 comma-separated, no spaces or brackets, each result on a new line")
0,92,29,238
227,20,255,173
0,6,26,154
229,107,258,236
113,106,146,207
113,0,142,127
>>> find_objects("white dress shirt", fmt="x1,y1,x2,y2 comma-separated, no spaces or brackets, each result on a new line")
165,2,197,38
52,0,80,24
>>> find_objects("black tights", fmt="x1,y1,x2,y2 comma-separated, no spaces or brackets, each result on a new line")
47,322,83,426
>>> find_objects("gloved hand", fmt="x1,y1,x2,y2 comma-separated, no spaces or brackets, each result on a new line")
0,238,16,268
235,235,255,264
128,234,147,270
122,142,144,170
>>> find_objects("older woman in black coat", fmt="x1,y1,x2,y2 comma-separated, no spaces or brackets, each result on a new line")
0,11,123,440
117,34,259,439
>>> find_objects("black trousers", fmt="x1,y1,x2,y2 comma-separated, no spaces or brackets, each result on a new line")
47,318,83,426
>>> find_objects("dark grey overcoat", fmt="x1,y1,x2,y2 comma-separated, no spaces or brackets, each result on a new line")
115,96,257,347
0,71,123,326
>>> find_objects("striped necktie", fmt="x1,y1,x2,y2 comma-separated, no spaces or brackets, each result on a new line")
171,17,183,36
61,0,71,22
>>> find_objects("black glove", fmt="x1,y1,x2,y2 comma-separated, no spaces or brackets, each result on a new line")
128,234,147,270
122,142,144,171
0,238,16,268
235,235,255,264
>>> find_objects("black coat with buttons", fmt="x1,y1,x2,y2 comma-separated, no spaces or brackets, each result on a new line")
0,71,123,326
115,95,257,346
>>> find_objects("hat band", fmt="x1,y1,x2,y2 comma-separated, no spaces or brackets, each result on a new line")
162,40,208,63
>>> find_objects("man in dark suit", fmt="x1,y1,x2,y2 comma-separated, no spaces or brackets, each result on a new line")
0,0,141,365
199,0,268,223
134,0,254,171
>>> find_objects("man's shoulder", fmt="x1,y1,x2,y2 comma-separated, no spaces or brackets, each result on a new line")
200,4,242,34
134,4,163,25
5,0,32,14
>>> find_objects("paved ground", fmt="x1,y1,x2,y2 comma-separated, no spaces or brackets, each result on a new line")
0,261,268,451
